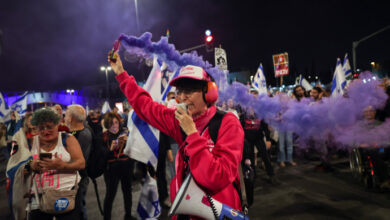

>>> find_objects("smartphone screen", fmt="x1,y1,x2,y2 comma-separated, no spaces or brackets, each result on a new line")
40,152,52,159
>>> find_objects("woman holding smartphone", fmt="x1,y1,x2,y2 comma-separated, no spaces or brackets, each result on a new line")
102,112,135,220
27,108,85,220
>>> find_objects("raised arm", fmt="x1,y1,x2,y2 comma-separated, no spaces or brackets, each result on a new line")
108,52,181,141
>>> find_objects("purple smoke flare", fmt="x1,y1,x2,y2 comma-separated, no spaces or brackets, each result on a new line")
115,33,390,149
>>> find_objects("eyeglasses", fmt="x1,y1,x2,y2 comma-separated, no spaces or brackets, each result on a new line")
175,87,202,95
38,124,56,131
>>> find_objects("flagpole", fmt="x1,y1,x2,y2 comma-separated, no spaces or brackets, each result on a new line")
134,0,140,34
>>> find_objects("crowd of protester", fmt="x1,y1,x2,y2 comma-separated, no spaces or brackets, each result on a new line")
0,104,138,220
1,75,390,220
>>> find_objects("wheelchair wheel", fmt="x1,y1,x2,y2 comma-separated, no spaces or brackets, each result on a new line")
350,148,364,181
363,173,380,190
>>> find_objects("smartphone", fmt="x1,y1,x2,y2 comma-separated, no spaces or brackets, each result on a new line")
40,152,52,160
176,103,187,113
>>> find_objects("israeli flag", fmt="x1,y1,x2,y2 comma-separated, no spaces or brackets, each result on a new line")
159,59,180,103
6,128,33,218
343,53,352,79
137,173,161,219
124,56,172,169
298,75,313,91
2,92,28,123
251,63,267,95
0,92,10,123
331,58,347,97
9,92,28,116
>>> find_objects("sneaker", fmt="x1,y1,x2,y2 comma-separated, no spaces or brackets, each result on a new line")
289,161,297,166
280,162,286,168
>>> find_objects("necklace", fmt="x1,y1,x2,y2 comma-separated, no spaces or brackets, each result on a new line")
40,140,58,151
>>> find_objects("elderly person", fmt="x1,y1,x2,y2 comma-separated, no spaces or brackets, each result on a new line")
65,104,92,220
27,108,85,220
109,52,244,219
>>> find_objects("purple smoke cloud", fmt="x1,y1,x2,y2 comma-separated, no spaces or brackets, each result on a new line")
117,33,390,148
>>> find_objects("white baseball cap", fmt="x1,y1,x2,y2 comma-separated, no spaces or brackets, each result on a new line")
169,65,211,87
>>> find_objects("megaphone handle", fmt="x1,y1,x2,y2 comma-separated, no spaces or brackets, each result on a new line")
206,193,219,220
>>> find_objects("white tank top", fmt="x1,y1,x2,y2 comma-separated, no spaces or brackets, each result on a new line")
31,133,80,191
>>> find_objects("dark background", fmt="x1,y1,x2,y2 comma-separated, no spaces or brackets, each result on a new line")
0,0,389,91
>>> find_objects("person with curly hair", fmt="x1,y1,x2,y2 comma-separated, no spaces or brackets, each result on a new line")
27,108,85,220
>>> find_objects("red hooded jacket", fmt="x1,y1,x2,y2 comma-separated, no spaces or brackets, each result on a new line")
116,72,244,219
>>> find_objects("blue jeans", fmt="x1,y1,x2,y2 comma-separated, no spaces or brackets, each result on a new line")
167,143,179,179
278,131,293,162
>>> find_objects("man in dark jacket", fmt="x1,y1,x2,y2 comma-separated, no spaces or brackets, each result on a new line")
65,104,92,220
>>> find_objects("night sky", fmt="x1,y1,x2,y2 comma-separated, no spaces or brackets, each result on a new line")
0,0,389,91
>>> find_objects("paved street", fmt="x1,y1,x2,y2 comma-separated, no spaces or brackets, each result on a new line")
1,156,390,220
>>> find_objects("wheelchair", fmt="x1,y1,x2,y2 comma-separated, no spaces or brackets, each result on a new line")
350,147,390,190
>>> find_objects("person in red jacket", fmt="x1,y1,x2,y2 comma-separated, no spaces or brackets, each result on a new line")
108,52,244,219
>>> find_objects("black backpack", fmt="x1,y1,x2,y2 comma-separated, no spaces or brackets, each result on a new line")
70,127,108,179
86,128,109,179
85,127,108,216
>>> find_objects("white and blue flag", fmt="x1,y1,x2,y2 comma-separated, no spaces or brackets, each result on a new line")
1,92,28,123
331,58,347,97
251,63,267,95
0,92,10,123
9,92,28,117
343,53,352,79
137,173,161,219
124,56,179,169
159,59,179,102
298,75,313,91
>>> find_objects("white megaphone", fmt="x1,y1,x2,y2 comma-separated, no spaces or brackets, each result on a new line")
169,173,249,220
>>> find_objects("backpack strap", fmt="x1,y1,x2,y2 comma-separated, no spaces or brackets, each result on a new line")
207,110,226,144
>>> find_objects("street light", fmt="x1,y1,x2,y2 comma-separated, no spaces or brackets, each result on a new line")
100,66,112,101
370,61,376,72
66,89,75,104
352,25,390,72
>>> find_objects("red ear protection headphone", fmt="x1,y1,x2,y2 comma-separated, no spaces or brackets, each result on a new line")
203,79,219,105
